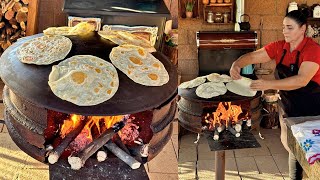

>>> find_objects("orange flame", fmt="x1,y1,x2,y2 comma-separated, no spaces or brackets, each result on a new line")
60,114,82,138
206,102,245,130
60,115,124,141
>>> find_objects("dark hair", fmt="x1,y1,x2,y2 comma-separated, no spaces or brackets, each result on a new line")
285,10,308,27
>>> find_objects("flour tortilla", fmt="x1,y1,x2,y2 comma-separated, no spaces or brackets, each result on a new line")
206,73,221,82
43,22,95,36
206,73,232,83
196,82,227,99
17,35,72,65
98,30,156,52
178,76,207,89
226,77,257,97
48,55,119,106
110,44,168,86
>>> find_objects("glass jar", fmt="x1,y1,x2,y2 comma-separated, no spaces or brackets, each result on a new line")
223,12,229,23
217,0,223,3
210,0,217,3
207,11,214,23
214,12,223,23
224,0,231,3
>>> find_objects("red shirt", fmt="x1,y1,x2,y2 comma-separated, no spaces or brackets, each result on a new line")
264,37,320,84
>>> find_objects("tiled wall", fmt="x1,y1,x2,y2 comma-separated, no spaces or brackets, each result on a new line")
178,0,320,82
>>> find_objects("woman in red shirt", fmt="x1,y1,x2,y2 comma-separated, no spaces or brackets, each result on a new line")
230,10,320,180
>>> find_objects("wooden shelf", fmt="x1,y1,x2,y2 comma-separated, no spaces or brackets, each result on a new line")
203,22,234,25
202,0,235,24
206,3,233,7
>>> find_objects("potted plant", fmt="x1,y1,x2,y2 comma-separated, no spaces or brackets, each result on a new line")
185,0,195,18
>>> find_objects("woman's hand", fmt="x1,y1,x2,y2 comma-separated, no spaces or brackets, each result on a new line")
230,62,241,80
250,79,271,91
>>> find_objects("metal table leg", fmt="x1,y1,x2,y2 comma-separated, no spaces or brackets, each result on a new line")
215,150,225,180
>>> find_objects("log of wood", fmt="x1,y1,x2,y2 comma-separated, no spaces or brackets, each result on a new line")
0,22,5,29
104,141,141,169
47,117,89,164
5,9,14,20
96,147,107,162
16,11,27,22
1,28,6,39
21,0,28,5
10,30,21,41
20,21,25,31
6,25,14,35
68,121,127,170
2,0,15,14
13,2,22,12
9,18,18,29
20,6,28,13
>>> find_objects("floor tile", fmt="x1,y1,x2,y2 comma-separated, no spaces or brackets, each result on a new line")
179,146,197,162
178,161,196,180
148,140,178,174
254,155,281,175
236,157,259,175
180,134,198,148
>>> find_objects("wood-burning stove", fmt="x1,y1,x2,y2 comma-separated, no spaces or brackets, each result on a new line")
0,28,177,180
178,31,261,179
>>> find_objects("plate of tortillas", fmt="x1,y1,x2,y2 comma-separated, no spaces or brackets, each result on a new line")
98,30,156,52
48,55,119,106
43,22,95,36
178,73,257,98
226,77,257,97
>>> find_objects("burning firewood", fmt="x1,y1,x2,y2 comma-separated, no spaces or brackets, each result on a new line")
233,120,243,133
213,130,219,141
217,124,226,133
104,141,141,169
68,119,127,170
227,125,240,137
246,119,252,127
96,147,107,162
47,116,89,164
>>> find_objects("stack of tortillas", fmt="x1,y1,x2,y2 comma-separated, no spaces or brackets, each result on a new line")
178,76,206,89
226,77,257,97
206,73,232,83
17,35,72,65
43,22,95,36
98,30,156,52
196,82,227,99
109,44,169,86
48,55,119,106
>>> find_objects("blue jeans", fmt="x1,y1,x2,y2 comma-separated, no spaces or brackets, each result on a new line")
289,153,303,180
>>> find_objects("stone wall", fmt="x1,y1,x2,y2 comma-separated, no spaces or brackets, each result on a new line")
178,0,320,82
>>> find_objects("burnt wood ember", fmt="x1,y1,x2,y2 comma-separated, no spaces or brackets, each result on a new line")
68,120,127,170
48,116,89,164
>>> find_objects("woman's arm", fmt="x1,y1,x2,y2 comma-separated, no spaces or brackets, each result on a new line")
250,61,319,91
230,47,272,79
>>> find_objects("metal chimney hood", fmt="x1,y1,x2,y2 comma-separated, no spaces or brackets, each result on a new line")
63,0,171,50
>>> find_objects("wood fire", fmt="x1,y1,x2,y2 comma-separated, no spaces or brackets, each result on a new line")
44,110,154,170
203,102,251,140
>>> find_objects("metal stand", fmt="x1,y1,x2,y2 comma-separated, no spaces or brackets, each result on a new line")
215,151,225,180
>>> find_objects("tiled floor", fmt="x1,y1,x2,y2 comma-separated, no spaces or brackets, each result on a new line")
0,80,178,180
178,128,293,180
